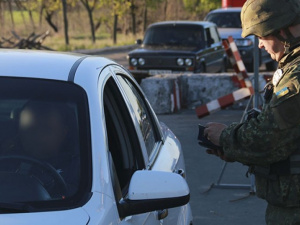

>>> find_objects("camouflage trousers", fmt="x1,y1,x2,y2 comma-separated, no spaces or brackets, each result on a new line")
266,204,300,225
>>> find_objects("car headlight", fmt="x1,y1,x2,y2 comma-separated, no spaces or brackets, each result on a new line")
177,58,184,66
130,58,138,66
235,39,253,47
185,58,192,66
138,58,145,66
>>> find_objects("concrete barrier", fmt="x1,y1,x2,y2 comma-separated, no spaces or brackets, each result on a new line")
140,72,272,114
140,75,179,114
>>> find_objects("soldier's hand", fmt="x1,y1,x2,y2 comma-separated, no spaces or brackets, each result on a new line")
204,122,227,146
206,149,235,162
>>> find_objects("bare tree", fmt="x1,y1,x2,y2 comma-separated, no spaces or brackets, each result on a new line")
15,0,28,29
130,0,136,35
61,0,69,45
0,0,5,35
79,0,97,43
45,11,58,32
8,0,15,30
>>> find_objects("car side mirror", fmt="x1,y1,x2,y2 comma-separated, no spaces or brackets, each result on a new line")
118,170,190,218
135,39,142,45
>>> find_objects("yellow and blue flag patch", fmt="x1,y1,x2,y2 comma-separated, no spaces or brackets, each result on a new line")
276,87,289,97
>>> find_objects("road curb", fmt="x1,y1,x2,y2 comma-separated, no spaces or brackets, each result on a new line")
72,44,138,55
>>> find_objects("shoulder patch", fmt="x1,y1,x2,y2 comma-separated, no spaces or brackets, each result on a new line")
276,87,289,97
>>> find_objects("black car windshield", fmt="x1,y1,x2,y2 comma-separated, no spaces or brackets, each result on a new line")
206,12,242,28
0,77,91,211
143,24,205,48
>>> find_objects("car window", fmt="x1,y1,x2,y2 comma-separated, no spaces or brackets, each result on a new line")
143,24,205,49
103,77,145,199
0,77,91,210
205,28,214,46
206,12,242,28
116,75,159,158
210,26,221,43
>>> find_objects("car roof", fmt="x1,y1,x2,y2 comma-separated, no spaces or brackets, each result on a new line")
148,21,216,29
208,7,242,13
0,49,114,81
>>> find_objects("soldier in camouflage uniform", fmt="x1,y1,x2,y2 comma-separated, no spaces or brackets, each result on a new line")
204,0,300,224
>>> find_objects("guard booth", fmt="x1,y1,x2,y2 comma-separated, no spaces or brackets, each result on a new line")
222,0,246,7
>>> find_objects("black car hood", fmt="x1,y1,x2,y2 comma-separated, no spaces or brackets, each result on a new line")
128,46,199,56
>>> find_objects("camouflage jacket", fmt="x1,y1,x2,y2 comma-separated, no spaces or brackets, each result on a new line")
220,45,300,207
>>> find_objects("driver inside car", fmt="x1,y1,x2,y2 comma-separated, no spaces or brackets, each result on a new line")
1,100,80,199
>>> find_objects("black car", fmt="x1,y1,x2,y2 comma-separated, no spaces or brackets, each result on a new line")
128,21,227,80
205,8,277,72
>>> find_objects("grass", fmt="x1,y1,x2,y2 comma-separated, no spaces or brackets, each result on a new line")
43,33,139,51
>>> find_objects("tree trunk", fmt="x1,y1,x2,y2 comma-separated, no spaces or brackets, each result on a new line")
143,1,147,32
87,7,95,43
39,3,45,28
94,19,102,32
113,14,118,44
45,11,58,33
80,0,96,43
8,0,15,30
0,1,5,35
130,0,136,35
61,0,69,45
15,0,28,29
164,0,168,21
28,10,36,31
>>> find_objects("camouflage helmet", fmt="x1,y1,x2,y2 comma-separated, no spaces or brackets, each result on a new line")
241,0,300,38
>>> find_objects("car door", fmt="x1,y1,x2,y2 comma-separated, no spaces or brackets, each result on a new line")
111,66,191,225
102,70,161,225
206,26,224,72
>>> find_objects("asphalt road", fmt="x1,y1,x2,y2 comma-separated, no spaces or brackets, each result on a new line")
158,109,267,225
101,50,268,225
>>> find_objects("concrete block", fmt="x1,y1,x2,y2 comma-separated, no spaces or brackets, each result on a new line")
140,75,177,114
179,73,238,107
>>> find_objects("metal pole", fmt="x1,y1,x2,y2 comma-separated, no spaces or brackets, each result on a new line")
253,36,260,108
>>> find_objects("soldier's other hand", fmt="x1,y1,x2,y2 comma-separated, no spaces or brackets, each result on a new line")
204,122,227,146
206,149,235,162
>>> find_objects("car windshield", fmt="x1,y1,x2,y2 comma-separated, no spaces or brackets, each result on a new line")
143,24,205,48
0,77,91,210
206,12,241,28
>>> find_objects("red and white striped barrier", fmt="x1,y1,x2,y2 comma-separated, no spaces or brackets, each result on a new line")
195,36,256,118
223,37,252,88
196,87,254,118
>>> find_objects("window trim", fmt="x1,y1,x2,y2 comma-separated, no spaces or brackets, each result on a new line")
102,75,145,200
110,66,164,168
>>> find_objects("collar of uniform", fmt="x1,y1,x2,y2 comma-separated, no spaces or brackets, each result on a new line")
278,45,300,68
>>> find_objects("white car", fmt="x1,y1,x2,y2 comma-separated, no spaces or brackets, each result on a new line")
0,50,193,225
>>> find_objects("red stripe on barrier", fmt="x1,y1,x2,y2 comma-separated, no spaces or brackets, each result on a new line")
196,104,210,118
231,75,241,87
219,94,235,108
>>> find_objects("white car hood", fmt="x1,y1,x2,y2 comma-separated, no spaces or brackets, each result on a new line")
0,207,89,225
